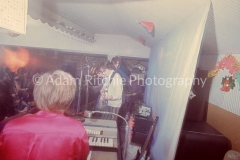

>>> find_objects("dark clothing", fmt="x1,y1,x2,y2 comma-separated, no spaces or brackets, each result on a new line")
0,68,4,80
21,77,28,88
0,81,15,120
115,64,130,83
21,92,34,103
0,95,7,122
127,80,143,113
17,89,34,111
0,68,15,88
128,80,143,95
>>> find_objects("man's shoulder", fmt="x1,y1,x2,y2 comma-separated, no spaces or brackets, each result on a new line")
112,72,123,82
113,72,121,77
3,113,85,133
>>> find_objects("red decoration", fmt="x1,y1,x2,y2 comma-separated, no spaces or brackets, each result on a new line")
220,79,230,92
138,37,145,45
209,54,240,78
220,76,235,92
139,21,155,37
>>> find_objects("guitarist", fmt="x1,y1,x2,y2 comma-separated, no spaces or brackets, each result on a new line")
99,61,123,120
135,116,159,160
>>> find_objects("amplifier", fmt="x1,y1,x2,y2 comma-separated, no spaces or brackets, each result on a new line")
133,101,151,118
132,116,153,134
131,116,153,145
131,132,148,145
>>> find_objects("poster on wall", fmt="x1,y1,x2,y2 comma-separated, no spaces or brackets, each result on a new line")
0,0,28,34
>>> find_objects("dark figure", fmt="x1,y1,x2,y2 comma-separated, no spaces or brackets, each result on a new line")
0,75,15,121
127,80,143,114
111,56,130,84
18,87,35,111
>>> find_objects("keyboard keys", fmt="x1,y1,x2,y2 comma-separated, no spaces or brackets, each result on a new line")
88,136,113,147
85,129,102,135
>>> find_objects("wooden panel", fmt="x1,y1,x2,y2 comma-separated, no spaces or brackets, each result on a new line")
207,102,240,152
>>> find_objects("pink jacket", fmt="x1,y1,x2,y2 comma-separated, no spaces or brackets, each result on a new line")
0,111,89,160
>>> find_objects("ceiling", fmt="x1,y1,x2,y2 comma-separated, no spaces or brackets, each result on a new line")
28,0,240,54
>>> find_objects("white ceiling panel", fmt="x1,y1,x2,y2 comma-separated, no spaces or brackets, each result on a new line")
27,0,240,55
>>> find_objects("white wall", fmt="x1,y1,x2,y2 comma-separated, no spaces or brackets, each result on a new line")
0,15,150,58
145,2,210,160
198,54,240,116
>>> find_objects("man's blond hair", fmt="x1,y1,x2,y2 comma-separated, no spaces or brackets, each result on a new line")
33,70,76,113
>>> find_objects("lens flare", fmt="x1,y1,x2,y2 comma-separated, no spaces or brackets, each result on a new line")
3,47,30,73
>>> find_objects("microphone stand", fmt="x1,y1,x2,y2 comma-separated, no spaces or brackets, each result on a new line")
76,68,83,115
76,61,94,115
85,64,89,112
89,111,131,160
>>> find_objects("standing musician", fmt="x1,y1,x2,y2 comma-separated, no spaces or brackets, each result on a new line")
111,56,130,83
0,70,89,160
99,61,123,120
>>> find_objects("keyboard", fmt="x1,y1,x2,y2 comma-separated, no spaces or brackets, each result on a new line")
83,118,119,160
88,136,114,147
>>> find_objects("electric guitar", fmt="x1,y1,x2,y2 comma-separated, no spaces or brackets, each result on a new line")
134,116,159,160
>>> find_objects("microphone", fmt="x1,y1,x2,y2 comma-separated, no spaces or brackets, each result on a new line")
84,110,94,118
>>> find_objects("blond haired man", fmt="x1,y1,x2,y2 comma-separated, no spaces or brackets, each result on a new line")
0,70,89,160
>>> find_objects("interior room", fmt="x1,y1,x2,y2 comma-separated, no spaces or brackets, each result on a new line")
1,0,240,160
